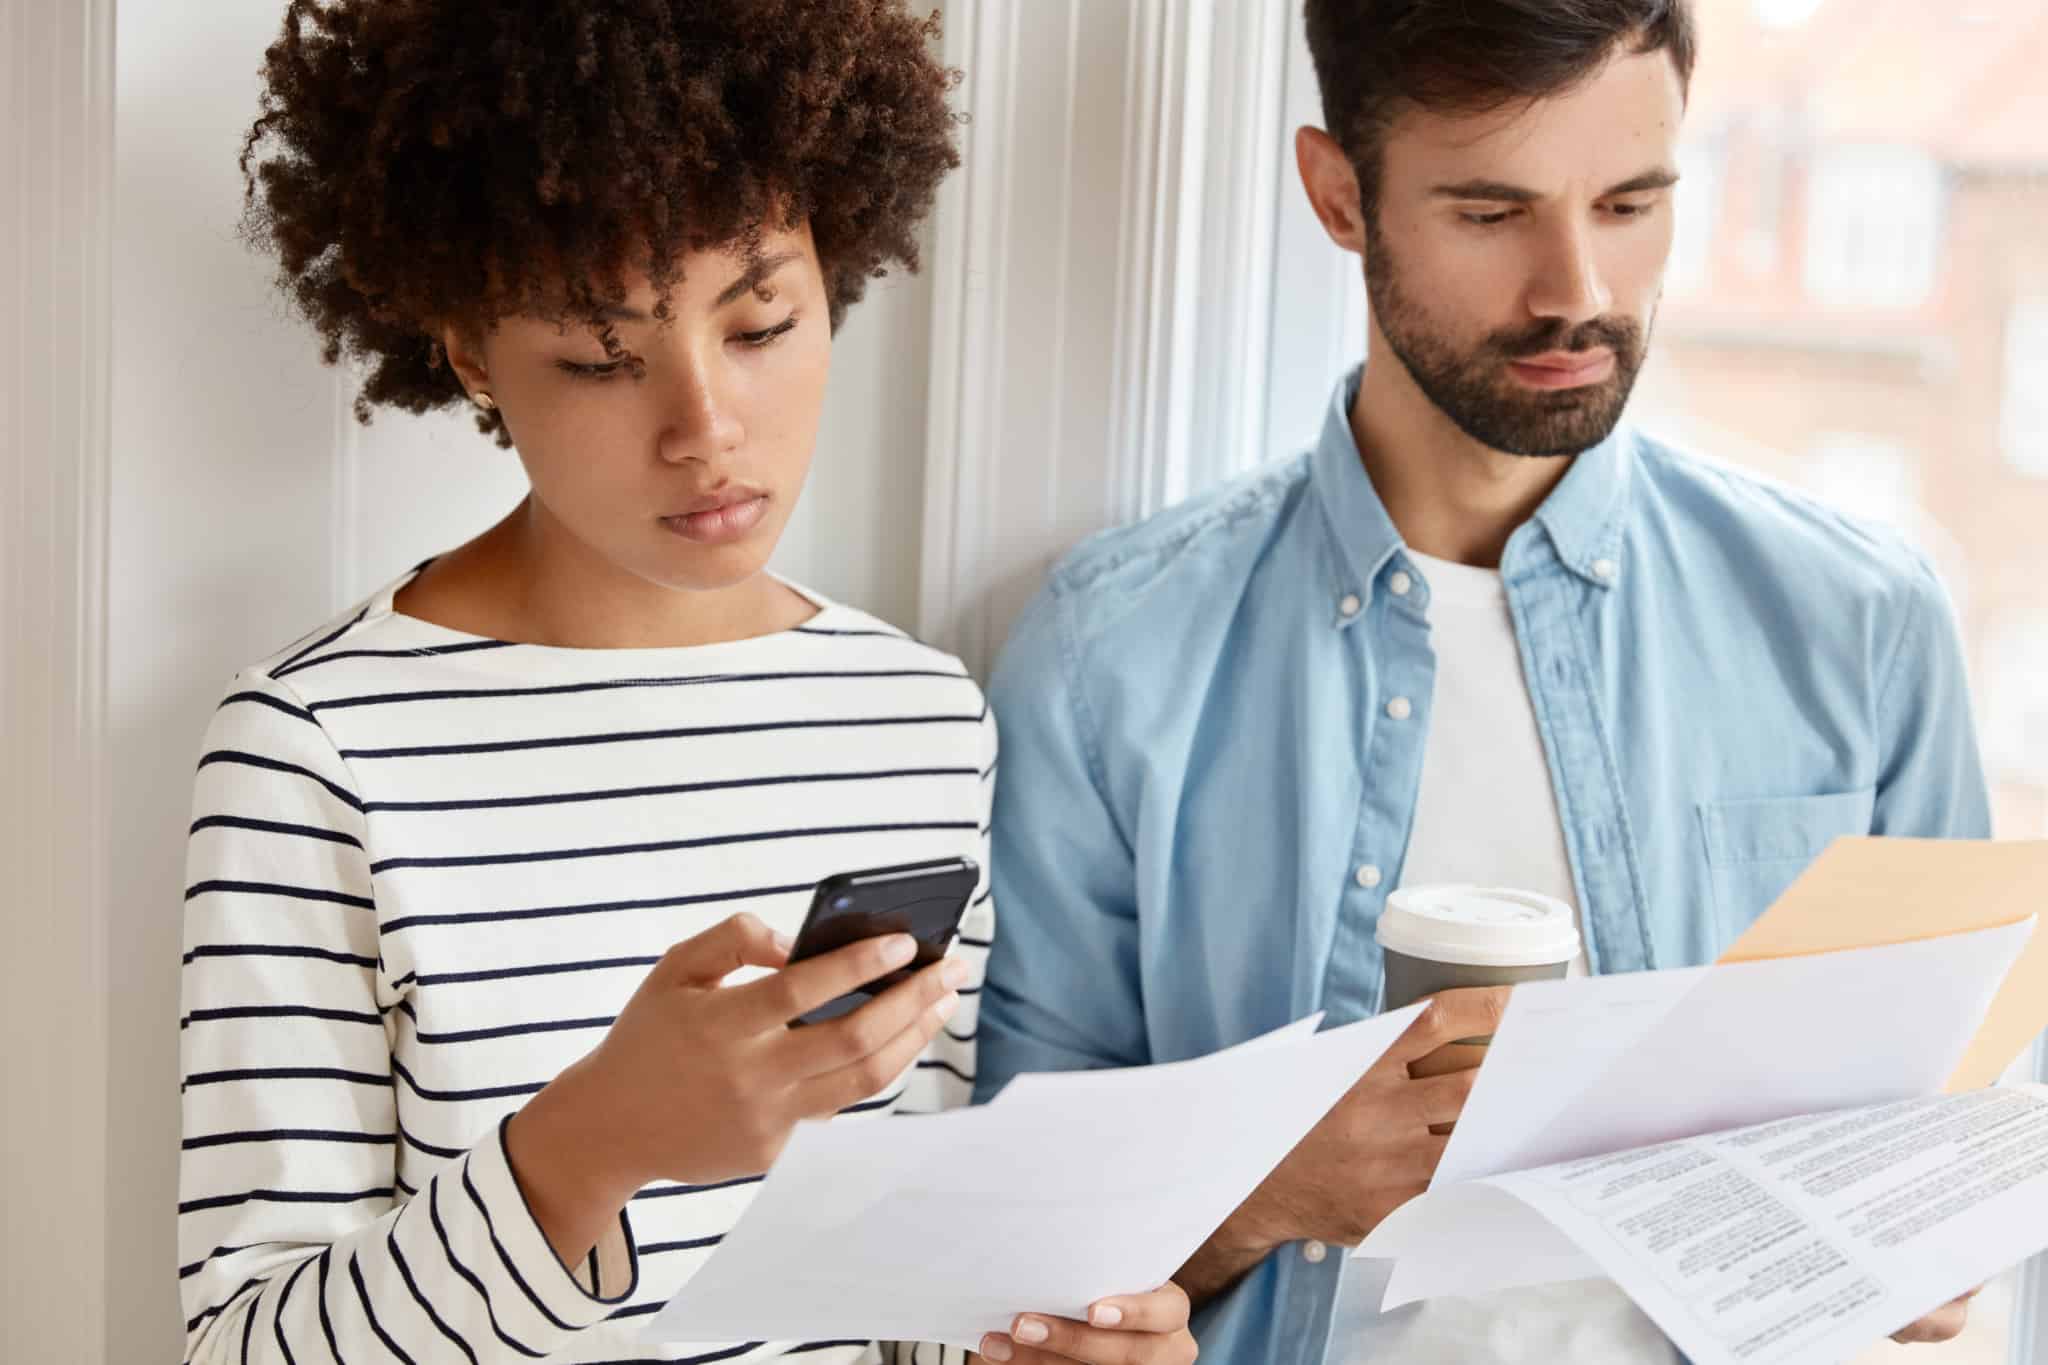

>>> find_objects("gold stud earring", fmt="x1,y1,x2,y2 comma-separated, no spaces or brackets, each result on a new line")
473,391,497,412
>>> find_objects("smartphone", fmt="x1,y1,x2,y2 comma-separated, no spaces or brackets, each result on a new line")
785,857,979,1025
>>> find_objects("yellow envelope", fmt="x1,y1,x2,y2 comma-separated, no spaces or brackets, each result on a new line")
1717,837,2048,1090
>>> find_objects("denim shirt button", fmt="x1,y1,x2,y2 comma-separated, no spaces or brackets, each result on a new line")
1301,1240,1328,1264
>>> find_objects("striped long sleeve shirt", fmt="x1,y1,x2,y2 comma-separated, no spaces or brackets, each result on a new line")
178,571,995,1365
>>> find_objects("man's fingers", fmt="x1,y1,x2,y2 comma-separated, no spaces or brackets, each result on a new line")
1387,987,1512,1066
726,932,920,1030
1084,1282,1192,1334
775,958,965,1078
784,985,957,1116
1408,1066,1480,1128
659,913,790,988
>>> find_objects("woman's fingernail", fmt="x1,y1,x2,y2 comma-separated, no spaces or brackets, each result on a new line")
935,993,960,1022
943,957,972,988
980,1334,1013,1361
1091,1304,1124,1328
1014,1318,1049,1345
882,935,917,966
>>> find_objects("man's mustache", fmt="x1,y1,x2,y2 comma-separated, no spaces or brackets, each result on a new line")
1487,317,1640,360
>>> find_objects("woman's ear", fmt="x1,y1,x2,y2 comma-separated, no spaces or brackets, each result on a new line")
1295,126,1369,256
438,323,492,403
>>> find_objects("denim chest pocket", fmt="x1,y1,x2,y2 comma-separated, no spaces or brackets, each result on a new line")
1697,788,1877,938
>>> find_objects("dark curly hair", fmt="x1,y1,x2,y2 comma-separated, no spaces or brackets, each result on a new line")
240,0,961,445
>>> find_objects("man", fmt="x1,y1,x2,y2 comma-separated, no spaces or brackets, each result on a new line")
973,1,1989,1361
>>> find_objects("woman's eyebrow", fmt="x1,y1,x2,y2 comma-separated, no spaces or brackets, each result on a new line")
715,251,803,307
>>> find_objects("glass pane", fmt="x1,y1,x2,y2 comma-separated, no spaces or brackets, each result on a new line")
1635,0,2048,1354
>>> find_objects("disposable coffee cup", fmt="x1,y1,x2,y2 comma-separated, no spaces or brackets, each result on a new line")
1375,885,1581,1025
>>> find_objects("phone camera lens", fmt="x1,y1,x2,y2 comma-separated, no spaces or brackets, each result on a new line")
833,896,854,911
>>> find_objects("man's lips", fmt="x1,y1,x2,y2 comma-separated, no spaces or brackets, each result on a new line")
1505,349,1616,391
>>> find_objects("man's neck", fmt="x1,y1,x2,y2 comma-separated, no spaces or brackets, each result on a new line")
1350,354,1576,570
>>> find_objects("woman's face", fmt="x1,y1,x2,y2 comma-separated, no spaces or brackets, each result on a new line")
455,223,832,594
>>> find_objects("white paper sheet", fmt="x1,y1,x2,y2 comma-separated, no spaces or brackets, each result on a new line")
645,1005,1424,1349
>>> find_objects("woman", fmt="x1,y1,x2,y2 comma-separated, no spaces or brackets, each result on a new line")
179,4,1195,1363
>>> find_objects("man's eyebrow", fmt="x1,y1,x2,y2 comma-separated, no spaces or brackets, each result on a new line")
1428,168,1681,203
714,251,803,308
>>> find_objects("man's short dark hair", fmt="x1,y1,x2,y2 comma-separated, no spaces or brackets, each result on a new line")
1303,0,1697,214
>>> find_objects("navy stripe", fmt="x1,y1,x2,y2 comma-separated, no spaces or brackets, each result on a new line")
406,1014,613,1046
184,1128,393,1152
185,879,374,911
428,1177,547,1359
184,1005,383,1029
273,638,515,680
941,1024,977,1044
273,1255,311,1365
190,815,363,849
388,1225,479,1365
181,1244,250,1278
916,1058,976,1085
392,1057,542,1103
957,933,993,949
219,690,318,724
416,954,660,988
339,712,985,760
396,1173,418,1197
349,1251,421,1365
370,822,974,874
311,668,970,713
273,604,370,676
184,943,377,969
197,750,362,810
314,1250,342,1365
185,1067,388,1090
640,1234,724,1255
840,1087,906,1116
795,625,908,639
633,1174,765,1200
396,1118,465,1160
184,1274,264,1332
787,1342,875,1355
361,766,977,815
462,1157,578,1333
384,881,800,936
180,1186,392,1215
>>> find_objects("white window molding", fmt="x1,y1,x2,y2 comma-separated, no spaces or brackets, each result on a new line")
2001,297,2048,478
1802,143,1945,309
919,0,1295,675
0,0,116,1357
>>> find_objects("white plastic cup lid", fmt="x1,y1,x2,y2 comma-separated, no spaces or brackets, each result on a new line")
1375,885,1581,968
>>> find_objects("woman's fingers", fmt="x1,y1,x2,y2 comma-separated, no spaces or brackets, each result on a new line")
1084,1281,1191,1333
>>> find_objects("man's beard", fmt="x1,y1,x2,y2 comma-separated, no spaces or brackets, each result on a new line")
1364,223,1651,458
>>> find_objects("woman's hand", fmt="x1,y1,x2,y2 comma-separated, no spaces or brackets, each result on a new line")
508,912,965,1263
975,1282,1197,1364
1890,1287,1980,1345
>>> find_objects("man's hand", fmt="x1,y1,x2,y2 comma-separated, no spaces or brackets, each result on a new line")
1177,988,1511,1306
972,1282,1197,1363
1890,1287,1980,1345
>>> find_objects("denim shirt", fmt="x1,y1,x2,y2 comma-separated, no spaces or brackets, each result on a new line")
973,364,1991,1365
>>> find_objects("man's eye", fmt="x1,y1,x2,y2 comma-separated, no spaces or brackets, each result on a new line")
1607,200,1659,219
1461,210,1515,227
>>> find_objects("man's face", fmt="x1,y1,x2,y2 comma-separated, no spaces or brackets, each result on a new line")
1364,48,1684,457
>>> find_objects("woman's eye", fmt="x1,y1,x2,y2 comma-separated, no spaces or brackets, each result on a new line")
736,315,800,348
556,358,632,380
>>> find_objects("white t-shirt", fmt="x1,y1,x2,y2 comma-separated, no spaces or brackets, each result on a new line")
1328,550,1675,1364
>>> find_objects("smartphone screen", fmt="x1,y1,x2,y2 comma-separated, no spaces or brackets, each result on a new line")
786,857,979,1025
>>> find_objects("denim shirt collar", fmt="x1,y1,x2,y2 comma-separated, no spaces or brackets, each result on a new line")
1308,361,1636,600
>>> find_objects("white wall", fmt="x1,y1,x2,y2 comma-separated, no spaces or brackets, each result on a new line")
105,2,934,1355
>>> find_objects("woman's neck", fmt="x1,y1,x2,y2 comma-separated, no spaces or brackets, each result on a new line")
394,498,818,649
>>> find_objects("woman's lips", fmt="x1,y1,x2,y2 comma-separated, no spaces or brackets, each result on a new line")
1506,350,1617,391
660,494,768,545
